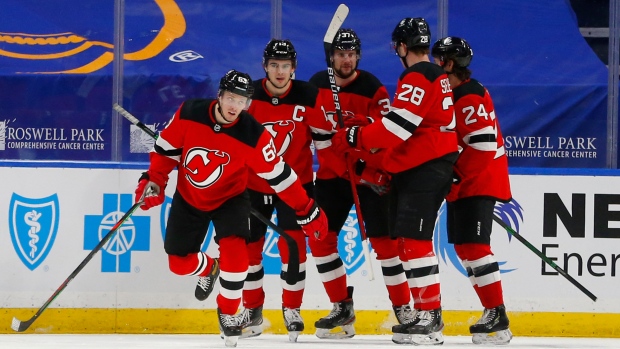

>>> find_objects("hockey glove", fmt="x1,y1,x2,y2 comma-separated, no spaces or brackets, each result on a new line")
331,126,363,154
354,159,391,195
344,114,373,128
296,199,328,241
135,171,166,210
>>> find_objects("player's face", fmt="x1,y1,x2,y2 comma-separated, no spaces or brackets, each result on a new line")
333,49,358,79
265,59,295,89
218,91,249,122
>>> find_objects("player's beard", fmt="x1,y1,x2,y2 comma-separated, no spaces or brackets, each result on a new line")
335,64,356,79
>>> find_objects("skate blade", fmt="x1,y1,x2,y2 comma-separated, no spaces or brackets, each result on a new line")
392,331,444,345
240,325,263,339
472,329,513,345
288,331,300,342
224,335,240,347
315,324,355,339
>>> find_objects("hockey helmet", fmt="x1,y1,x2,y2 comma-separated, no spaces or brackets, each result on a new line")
431,36,473,67
391,17,431,53
218,70,254,98
263,39,297,67
332,28,361,55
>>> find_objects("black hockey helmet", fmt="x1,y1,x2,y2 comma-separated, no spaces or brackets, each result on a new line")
218,70,254,98
263,39,297,67
391,17,431,53
332,28,361,55
431,36,473,67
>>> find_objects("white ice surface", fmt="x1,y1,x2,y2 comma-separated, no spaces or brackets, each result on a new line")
0,334,619,348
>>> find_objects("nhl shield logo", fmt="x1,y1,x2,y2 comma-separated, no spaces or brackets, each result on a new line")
9,193,60,270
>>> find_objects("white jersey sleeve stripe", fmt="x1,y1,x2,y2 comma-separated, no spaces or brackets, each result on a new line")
256,159,298,193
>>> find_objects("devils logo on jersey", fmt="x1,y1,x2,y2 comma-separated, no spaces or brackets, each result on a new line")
263,120,296,156
183,147,230,188
324,110,355,131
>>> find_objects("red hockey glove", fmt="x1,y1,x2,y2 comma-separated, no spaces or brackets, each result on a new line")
134,172,166,210
344,114,372,128
354,159,391,195
331,126,363,154
295,199,328,241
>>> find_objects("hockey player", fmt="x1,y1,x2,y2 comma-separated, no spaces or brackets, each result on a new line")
332,18,458,345
236,39,335,342
134,69,328,347
308,28,414,338
431,36,513,345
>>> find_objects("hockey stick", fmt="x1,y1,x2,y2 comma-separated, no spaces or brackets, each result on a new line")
11,200,143,332
492,215,597,302
113,103,300,285
323,4,374,280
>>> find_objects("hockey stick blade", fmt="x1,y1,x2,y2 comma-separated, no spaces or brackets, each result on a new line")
11,315,32,332
493,215,597,302
323,4,349,65
323,4,349,45
113,105,301,285
11,201,142,332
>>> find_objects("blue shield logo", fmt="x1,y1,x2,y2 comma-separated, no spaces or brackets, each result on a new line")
9,193,60,270
339,207,365,275
260,209,366,276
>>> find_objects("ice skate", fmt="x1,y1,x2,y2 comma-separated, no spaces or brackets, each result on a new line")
195,258,220,301
315,286,356,339
392,307,444,345
393,304,416,325
470,304,512,345
217,308,241,347
283,307,304,342
238,306,263,339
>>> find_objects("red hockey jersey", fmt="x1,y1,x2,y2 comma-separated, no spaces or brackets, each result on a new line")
446,79,512,202
147,99,310,212
309,69,392,179
247,78,334,193
360,61,458,173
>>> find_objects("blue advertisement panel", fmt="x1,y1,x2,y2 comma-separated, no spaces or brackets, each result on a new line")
0,0,610,167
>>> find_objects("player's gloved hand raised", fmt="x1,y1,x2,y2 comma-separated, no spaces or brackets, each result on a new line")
135,171,167,210
331,126,363,154
296,199,328,241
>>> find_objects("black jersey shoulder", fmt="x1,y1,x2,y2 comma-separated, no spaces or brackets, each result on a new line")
180,98,264,148
399,61,445,84
251,78,319,108
308,69,384,100
308,70,330,89
453,78,486,103
180,98,216,126
286,80,320,107
251,79,268,100
340,70,384,99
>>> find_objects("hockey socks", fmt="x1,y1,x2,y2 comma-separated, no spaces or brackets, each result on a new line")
399,238,441,310
370,236,410,307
